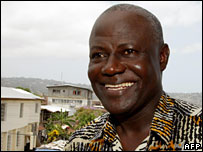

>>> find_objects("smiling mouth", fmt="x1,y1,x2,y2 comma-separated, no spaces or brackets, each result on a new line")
105,82,135,91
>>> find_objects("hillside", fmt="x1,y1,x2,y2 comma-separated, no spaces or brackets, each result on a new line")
1,77,202,106
167,92,202,106
1,77,91,96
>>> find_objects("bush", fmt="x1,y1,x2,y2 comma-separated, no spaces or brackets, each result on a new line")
72,107,105,130
44,110,75,143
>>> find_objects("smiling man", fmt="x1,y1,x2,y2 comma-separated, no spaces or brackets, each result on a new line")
64,4,202,151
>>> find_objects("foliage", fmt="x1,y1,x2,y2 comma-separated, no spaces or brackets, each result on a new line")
47,129,59,142
44,109,75,143
46,124,70,142
48,110,75,127
16,86,42,97
44,107,105,143
44,120,54,133
33,93,42,97
72,107,105,130
16,86,31,93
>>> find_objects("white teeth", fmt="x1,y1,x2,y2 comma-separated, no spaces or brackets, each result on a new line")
107,87,126,91
105,82,134,90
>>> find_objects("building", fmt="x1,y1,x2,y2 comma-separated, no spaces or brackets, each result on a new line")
46,84,93,115
91,92,104,109
1,87,44,151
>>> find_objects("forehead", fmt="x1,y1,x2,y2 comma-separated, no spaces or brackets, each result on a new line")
90,11,155,47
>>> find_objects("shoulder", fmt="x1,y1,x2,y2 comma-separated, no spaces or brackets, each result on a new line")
170,97,202,144
64,112,110,150
172,97,202,117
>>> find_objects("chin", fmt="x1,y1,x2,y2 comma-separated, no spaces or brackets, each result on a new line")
102,98,136,116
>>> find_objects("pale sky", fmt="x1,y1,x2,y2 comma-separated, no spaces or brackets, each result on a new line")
1,1,202,93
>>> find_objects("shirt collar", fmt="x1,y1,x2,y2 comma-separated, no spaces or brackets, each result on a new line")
102,114,118,143
150,93,175,144
91,113,118,144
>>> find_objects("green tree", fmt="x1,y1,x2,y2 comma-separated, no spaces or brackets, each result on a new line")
16,86,31,93
44,109,75,143
73,107,105,130
16,86,42,97
44,108,105,143
49,109,75,127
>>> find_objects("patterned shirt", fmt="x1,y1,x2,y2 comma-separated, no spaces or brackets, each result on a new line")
64,94,202,151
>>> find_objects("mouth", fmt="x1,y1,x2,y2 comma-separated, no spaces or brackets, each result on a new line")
105,82,135,91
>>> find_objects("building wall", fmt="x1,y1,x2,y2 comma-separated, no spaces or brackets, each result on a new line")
46,86,93,116
47,97,89,107
46,97,85,115
1,99,41,132
1,99,41,151
47,86,92,99
1,124,38,151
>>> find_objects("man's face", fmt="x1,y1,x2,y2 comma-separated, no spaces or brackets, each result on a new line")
88,11,163,115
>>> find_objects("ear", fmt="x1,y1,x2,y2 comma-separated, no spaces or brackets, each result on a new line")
160,44,170,71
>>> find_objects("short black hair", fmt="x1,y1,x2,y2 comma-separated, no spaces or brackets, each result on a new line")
101,4,164,46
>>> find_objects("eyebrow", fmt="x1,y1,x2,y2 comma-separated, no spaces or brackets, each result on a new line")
90,42,137,52
117,43,134,48
90,46,104,51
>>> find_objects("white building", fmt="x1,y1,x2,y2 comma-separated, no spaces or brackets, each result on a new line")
46,84,93,115
1,87,43,151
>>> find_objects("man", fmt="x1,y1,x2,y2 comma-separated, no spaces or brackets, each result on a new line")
64,4,202,151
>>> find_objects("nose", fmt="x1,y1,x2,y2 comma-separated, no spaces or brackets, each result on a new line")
101,55,126,76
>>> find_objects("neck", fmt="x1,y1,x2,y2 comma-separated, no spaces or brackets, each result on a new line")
113,91,163,133
111,90,164,151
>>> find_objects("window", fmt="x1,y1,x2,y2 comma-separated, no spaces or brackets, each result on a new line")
63,90,65,93
20,103,24,118
35,103,38,113
55,99,58,103
1,103,6,121
16,131,20,147
52,99,55,103
53,89,60,93
73,90,81,95
76,100,82,104
7,134,11,151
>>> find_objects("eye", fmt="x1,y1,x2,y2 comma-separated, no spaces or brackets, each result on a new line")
124,49,137,55
91,52,106,59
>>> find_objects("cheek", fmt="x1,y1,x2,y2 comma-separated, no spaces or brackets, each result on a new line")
127,60,149,79
127,60,157,87
88,63,101,82
88,66,94,82
134,64,142,71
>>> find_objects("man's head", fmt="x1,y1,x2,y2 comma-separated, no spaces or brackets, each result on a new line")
88,4,170,116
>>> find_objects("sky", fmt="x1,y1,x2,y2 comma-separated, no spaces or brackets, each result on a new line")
1,1,202,93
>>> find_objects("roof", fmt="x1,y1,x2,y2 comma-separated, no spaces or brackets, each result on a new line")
41,105,71,112
46,83,92,92
1,87,43,100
